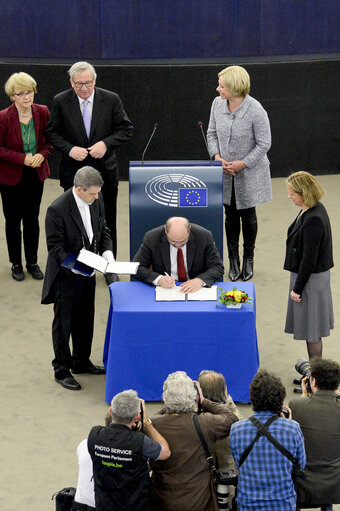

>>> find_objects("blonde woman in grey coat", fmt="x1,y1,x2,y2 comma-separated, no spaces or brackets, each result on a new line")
207,66,272,281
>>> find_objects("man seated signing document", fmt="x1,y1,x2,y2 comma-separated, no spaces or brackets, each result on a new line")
133,217,224,293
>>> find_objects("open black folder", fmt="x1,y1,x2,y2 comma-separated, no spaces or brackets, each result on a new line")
62,249,139,276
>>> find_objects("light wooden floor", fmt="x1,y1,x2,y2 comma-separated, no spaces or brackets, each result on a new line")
0,175,339,510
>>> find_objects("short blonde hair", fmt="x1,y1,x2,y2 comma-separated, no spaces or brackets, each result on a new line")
4,72,37,99
286,171,325,208
218,65,250,97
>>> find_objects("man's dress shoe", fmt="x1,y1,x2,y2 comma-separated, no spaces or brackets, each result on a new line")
11,264,25,281
72,365,106,375
105,273,119,285
55,375,81,391
26,263,44,280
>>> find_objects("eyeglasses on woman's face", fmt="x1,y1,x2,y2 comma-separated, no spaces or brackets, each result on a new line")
14,90,34,98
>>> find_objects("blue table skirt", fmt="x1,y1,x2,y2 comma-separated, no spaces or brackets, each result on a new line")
103,282,259,403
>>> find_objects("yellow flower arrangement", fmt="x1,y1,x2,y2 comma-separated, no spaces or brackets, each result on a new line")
217,286,253,307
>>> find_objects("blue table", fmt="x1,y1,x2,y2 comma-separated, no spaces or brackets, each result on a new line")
103,282,259,403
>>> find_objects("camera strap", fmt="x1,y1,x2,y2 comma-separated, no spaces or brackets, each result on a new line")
238,415,299,469
192,413,217,473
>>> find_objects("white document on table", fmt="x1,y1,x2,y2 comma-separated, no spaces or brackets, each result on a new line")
77,248,140,275
155,285,217,301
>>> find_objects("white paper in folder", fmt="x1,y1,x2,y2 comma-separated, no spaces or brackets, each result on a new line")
77,248,140,275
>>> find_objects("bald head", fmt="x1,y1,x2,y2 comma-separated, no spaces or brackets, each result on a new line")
165,217,191,246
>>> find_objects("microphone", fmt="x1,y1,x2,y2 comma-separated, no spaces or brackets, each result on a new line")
197,121,213,166
141,123,159,167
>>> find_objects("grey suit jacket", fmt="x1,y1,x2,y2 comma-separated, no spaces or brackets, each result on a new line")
207,94,272,209
41,189,112,304
132,223,224,287
289,390,340,505
46,87,133,189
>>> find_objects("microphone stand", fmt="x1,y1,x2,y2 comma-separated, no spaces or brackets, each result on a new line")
141,123,159,167
198,121,213,166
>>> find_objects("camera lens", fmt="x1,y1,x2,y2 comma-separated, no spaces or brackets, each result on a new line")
216,484,229,509
295,357,311,377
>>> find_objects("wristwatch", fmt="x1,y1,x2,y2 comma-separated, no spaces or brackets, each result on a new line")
144,418,153,426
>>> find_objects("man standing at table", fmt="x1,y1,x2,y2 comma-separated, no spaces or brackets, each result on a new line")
42,166,113,391
133,216,224,293
46,61,133,284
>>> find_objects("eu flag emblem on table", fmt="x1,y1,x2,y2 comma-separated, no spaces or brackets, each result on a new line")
179,188,208,207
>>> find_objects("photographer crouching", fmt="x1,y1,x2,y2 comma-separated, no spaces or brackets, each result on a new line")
289,358,340,511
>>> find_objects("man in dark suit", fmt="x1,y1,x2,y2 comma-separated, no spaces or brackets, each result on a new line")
42,166,113,391
46,61,133,283
133,216,224,293
290,358,340,511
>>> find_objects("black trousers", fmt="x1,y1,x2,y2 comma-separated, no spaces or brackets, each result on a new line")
0,167,44,265
101,180,118,259
72,502,95,511
52,269,96,378
224,179,257,259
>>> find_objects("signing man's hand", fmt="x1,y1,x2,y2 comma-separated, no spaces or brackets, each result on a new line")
180,278,204,294
158,275,175,288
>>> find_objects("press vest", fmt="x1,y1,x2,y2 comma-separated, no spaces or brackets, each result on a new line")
88,423,151,511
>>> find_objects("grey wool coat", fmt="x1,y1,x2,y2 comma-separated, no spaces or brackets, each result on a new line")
207,94,272,209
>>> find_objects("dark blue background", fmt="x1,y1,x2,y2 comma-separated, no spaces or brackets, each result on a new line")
1,0,340,59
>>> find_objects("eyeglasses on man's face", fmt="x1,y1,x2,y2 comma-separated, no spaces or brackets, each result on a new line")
73,80,94,89
166,235,189,247
14,91,34,98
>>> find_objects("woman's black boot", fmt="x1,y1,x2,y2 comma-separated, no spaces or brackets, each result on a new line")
229,259,241,281
242,257,254,281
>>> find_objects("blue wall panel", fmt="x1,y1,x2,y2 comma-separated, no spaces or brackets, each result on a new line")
0,0,340,59
260,0,340,55
1,1,101,58
237,0,261,56
101,0,238,58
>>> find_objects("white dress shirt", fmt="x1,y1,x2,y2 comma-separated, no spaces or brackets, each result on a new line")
72,187,93,244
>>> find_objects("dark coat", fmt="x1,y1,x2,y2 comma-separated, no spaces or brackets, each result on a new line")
289,390,340,505
0,103,51,185
150,399,238,511
284,202,333,295
46,87,133,188
132,223,224,287
41,188,112,304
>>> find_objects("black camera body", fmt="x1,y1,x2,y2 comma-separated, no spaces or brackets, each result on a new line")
281,407,290,419
215,468,238,486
